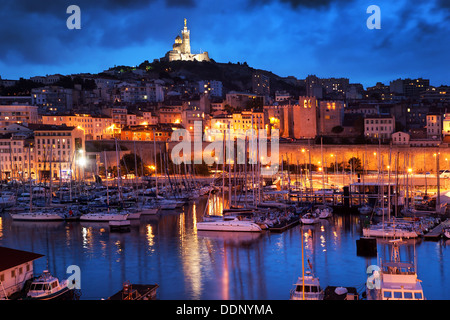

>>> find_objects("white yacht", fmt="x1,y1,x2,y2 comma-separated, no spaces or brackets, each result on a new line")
290,271,324,300
27,270,72,300
196,216,262,232
79,211,128,222
10,211,64,221
366,239,425,300
362,221,420,239
301,212,320,225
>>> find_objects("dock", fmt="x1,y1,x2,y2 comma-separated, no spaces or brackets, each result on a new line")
424,219,450,240
268,216,300,233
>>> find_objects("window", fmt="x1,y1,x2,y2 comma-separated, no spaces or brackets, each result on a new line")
383,291,392,299
393,291,403,299
404,292,413,299
414,292,423,299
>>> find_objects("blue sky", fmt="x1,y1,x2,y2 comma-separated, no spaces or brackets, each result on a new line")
0,0,449,88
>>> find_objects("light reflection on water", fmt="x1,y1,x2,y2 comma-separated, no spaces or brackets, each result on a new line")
0,194,449,300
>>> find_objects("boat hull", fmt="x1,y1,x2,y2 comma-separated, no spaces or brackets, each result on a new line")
27,287,72,300
196,221,262,232
10,213,64,221
79,213,128,222
362,227,419,238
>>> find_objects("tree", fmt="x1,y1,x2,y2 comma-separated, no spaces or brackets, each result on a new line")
348,157,362,172
120,153,148,176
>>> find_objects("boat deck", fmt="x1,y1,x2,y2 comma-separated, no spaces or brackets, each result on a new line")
424,219,450,240
268,216,300,233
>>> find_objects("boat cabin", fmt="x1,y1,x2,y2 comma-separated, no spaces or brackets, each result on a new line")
27,270,69,299
380,261,424,300
290,273,324,300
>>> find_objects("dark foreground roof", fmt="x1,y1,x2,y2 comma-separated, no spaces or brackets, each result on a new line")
0,246,44,272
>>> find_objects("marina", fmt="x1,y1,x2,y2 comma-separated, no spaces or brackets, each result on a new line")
0,177,450,300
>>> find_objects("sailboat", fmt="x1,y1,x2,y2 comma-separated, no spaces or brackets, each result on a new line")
290,227,324,300
366,239,425,300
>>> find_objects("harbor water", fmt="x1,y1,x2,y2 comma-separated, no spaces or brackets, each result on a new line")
1,195,449,300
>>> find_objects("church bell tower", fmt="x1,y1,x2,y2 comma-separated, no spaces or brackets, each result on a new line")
181,18,191,55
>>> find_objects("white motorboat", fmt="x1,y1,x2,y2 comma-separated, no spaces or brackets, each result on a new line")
362,220,420,239
301,212,320,224
366,239,425,300
27,270,72,300
196,216,262,232
10,211,64,221
79,211,128,222
290,271,324,300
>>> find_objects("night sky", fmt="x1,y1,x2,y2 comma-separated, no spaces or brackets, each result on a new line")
1,0,449,87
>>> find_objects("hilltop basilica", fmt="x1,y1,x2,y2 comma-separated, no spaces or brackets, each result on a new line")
163,19,210,62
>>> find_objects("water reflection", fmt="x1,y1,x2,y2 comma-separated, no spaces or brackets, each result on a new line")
0,196,449,300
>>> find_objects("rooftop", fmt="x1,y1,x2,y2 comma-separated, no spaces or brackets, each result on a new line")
0,246,44,272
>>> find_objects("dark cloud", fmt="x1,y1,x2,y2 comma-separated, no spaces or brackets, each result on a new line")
249,0,349,9
0,0,449,87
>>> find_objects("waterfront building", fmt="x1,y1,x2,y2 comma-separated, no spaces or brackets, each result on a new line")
29,124,85,180
0,130,34,181
0,246,44,300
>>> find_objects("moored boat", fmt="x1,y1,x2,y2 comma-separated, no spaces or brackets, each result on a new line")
366,239,425,300
301,212,320,224
290,270,324,300
26,270,72,300
196,216,262,232
10,211,64,221
79,211,129,222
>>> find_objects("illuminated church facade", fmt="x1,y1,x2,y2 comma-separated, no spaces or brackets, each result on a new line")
163,19,210,62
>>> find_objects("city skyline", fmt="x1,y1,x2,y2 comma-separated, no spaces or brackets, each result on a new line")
1,0,449,88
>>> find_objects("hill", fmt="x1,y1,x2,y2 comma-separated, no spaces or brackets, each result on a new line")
113,59,305,97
